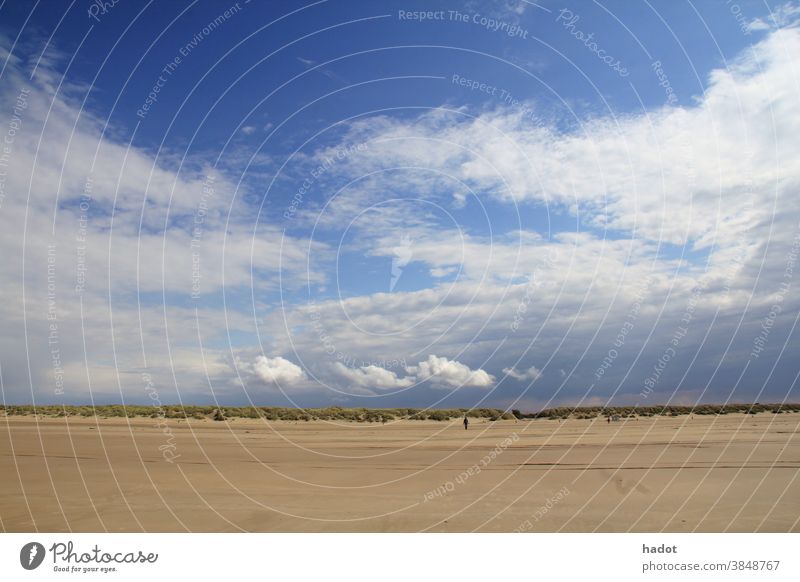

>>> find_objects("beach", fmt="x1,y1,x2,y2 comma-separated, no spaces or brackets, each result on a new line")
1,413,798,532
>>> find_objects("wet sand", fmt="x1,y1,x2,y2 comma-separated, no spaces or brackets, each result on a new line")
1,413,798,532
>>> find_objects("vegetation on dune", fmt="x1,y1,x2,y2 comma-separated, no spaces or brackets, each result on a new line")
511,402,800,420
1,403,797,422
0,404,514,422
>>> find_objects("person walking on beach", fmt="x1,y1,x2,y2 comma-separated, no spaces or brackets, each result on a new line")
463,416,469,430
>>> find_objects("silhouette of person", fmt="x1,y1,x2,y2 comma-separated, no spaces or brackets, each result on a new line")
464,416,469,430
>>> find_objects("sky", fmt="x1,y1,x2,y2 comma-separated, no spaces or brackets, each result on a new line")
0,0,798,412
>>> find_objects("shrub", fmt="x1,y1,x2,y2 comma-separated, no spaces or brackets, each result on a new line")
5,402,798,421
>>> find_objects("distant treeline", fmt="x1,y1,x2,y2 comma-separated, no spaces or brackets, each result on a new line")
2,403,798,422
0,405,514,422
512,402,800,420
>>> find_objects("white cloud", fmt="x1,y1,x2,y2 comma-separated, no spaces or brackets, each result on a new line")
2,20,799,408
407,355,495,388
747,2,800,32
503,365,542,381
0,39,328,404
332,363,413,389
252,356,307,385
247,23,800,409
309,25,800,252
331,356,495,391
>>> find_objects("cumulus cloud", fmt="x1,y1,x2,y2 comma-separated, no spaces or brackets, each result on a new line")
332,363,413,389
331,356,496,391
503,366,543,381
407,355,495,388
252,356,307,385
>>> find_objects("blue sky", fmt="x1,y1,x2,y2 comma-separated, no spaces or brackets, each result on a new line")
1,0,799,411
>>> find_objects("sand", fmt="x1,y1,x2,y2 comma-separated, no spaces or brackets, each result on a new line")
1,413,799,532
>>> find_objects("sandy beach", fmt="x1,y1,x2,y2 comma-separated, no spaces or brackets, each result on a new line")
1,413,798,532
